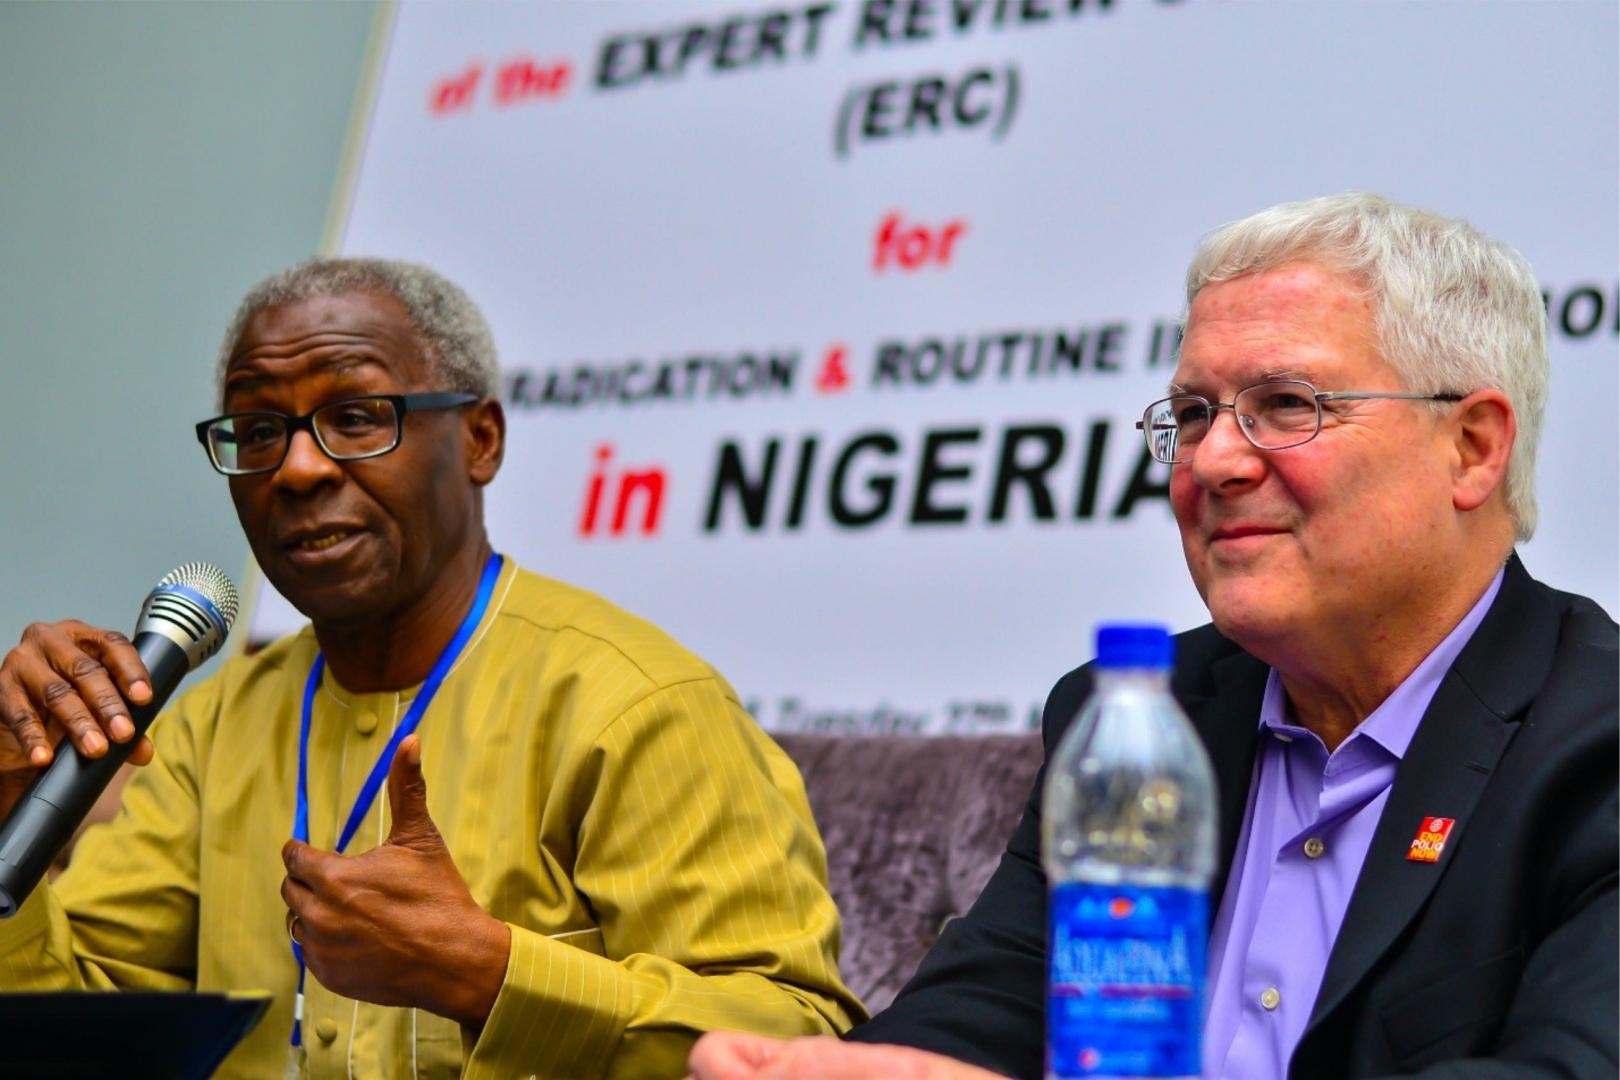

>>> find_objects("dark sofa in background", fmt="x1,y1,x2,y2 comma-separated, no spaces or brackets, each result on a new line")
773,732,1043,1012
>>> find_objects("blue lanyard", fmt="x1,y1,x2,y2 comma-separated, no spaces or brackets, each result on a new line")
288,552,503,1049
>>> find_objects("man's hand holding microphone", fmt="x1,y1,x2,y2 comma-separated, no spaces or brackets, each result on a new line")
0,619,156,821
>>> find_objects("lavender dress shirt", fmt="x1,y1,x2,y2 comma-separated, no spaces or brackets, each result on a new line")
1201,569,1505,1079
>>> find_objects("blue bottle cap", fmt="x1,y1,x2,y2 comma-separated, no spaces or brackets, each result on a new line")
1095,623,1173,669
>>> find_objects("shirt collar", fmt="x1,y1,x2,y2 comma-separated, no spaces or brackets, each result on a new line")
1257,566,1506,761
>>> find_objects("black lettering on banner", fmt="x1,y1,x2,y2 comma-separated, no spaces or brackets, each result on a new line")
943,699,1016,734
991,331,1020,377
954,68,994,126
766,353,797,391
872,341,908,385
649,361,675,399
868,323,1132,391
1112,447,1171,518
988,424,1064,522
595,38,634,89
1560,286,1603,338
913,339,948,384
728,354,758,394
754,12,790,60
1541,283,1619,340
1145,319,1182,368
853,0,894,47
678,25,709,73
714,17,749,68
1074,419,1110,519
911,427,982,524
786,437,820,529
836,64,1021,160
830,432,901,527
1050,328,1086,373
852,0,1116,47
701,419,1177,534
683,358,708,400
910,76,946,129
862,82,899,140
772,696,930,735
595,4,835,90
622,360,646,397
704,439,779,531
1094,322,1125,372
503,351,796,410
955,336,988,381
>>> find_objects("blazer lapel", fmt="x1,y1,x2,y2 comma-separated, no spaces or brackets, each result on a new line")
1197,649,1269,910
1303,673,1516,1028
1303,555,1555,1033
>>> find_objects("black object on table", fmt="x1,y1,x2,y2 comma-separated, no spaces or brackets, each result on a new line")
0,991,271,1079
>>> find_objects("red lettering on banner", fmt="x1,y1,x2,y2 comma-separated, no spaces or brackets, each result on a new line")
430,63,484,115
494,57,573,106
579,444,613,536
613,469,666,535
816,345,851,393
579,444,667,538
873,211,968,272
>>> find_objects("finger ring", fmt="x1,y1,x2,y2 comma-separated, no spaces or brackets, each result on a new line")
286,910,303,945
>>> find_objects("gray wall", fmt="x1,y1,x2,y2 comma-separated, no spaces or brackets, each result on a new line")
0,1,376,666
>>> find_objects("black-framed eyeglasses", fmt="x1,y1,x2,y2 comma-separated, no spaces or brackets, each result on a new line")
1135,380,1466,465
194,392,480,476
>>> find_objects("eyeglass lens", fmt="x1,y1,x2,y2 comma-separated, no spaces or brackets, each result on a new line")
1145,381,1322,463
206,398,401,473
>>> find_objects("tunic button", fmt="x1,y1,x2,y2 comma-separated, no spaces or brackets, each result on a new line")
1303,836,1326,859
315,1017,339,1044
1260,987,1281,1011
355,710,378,736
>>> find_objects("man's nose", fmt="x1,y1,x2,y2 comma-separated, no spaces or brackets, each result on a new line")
1188,406,1266,490
271,429,344,493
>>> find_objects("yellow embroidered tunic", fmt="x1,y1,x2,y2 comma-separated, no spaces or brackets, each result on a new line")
0,560,862,1077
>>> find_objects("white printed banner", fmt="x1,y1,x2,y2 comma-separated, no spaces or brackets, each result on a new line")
248,0,1619,734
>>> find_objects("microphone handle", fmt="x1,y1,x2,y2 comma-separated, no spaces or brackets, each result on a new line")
0,630,190,917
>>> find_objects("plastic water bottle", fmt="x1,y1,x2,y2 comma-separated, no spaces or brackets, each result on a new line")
1042,624,1218,1079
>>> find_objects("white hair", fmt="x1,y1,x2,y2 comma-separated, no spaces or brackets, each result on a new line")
1186,193,1548,541
217,257,499,403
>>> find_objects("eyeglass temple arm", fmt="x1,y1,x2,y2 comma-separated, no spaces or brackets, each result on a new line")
397,392,481,414
1316,391,1466,402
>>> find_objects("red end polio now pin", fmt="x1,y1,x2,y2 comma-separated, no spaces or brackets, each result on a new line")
1407,817,1456,863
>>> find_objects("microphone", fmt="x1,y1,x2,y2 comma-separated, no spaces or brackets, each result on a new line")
0,563,239,917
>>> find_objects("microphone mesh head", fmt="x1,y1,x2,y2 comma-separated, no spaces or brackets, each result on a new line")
156,562,241,631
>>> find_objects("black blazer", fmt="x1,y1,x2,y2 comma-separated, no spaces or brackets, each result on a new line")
850,556,1617,1078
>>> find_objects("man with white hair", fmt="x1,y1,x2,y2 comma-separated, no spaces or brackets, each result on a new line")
0,258,861,1077
690,194,1617,1078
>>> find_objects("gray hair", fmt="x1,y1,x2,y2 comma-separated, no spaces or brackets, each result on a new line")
1185,193,1548,541
216,257,499,402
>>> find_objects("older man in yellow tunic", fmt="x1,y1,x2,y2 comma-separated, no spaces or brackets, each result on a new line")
0,259,862,1077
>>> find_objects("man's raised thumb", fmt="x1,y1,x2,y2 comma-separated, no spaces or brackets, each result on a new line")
385,734,441,849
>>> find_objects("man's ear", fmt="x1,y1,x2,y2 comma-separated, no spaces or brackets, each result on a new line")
465,397,505,487
1449,388,1514,513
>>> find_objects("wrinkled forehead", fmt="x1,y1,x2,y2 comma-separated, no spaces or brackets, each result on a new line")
222,290,431,400
1171,263,1387,394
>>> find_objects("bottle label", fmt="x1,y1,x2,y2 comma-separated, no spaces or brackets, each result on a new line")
1047,881,1207,1078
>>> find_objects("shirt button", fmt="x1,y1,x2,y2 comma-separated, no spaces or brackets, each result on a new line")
1260,987,1281,1011
354,710,378,736
1303,837,1326,859
315,1017,339,1044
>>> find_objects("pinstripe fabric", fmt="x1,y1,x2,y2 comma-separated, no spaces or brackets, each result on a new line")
0,561,862,1077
